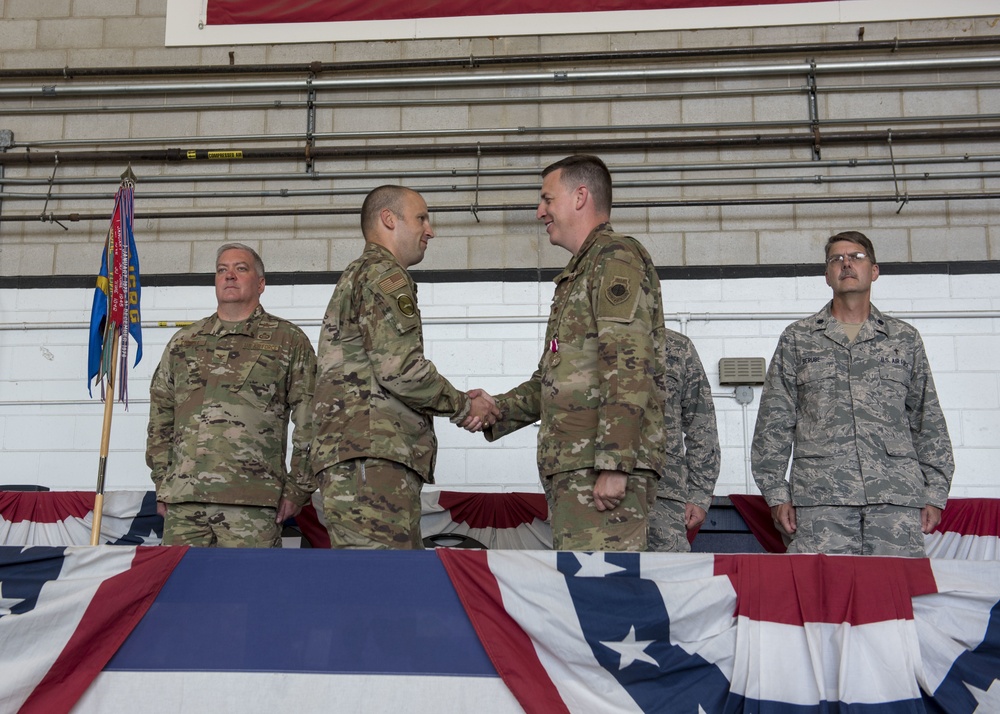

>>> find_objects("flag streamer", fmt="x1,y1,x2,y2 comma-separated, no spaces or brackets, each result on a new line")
88,171,142,405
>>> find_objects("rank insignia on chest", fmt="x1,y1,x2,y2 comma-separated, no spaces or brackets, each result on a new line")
606,276,631,305
397,294,416,317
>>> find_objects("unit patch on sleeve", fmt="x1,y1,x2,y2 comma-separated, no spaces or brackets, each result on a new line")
597,258,644,323
396,294,416,317
372,267,419,334
606,276,631,305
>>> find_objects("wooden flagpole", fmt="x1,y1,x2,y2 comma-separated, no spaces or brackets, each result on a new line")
90,333,119,545
89,165,136,546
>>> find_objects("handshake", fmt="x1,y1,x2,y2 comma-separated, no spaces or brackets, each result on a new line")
460,388,501,433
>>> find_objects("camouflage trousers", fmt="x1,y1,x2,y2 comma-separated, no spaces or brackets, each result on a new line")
787,503,926,557
318,457,424,550
547,468,656,551
647,497,692,553
162,502,281,548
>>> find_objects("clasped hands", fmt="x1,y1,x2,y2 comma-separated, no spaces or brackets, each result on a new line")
460,388,500,432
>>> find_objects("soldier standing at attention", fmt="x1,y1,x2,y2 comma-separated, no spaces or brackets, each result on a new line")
647,328,721,552
310,185,499,549
751,231,954,556
483,155,669,551
147,243,317,547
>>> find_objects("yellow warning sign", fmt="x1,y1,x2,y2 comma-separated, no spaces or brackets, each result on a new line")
185,150,244,160
207,150,243,160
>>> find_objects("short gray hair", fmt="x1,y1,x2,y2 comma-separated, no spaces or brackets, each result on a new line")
216,242,265,277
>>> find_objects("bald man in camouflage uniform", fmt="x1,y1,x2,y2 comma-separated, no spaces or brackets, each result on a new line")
311,185,498,549
648,328,721,552
751,231,954,556
147,243,317,547
484,155,667,551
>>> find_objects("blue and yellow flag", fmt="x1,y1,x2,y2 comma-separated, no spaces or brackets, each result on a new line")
87,177,142,401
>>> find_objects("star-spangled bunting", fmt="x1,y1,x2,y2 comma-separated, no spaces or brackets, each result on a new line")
0,546,185,714
601,625,659,670
440,549,1000,714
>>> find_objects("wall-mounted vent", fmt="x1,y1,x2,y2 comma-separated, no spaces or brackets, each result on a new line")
718,357,766,386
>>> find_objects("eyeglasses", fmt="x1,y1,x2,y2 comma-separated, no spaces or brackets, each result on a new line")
826,251,869,266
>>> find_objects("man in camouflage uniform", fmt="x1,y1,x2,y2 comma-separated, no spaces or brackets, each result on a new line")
146,243,317,547
751,231,954,556
310,185,498,549
648,328,721,552
484,155,668,551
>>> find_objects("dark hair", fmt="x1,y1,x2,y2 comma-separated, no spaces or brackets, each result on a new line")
217,242,265,277
361,185,414,238
542,155,612,215
825,231,877,265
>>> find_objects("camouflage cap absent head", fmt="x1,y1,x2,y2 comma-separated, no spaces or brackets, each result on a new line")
825,231,876,265
217,242,265,277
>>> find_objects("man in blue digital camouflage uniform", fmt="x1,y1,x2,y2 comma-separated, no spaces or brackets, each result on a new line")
752,231,954,556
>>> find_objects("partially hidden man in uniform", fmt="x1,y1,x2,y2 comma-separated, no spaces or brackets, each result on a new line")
147,243,317,547
648,329,721,552
311,185,499,549
751,231,954,556
482,155,669,551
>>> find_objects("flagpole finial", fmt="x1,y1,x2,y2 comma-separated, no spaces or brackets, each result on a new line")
120,165,137,187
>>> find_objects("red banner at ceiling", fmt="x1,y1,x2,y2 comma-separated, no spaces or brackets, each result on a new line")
207,0,828,25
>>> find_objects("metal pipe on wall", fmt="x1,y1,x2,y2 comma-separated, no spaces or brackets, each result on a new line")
4,309,999,332
3,126,1000,166
0,191,992,223
2,35,997,234
8,112,1000,151
3,154,998,188
2,55,999,99
6,80,999,119
2,35,998,80
4,169,1000,205
6,190,1000,224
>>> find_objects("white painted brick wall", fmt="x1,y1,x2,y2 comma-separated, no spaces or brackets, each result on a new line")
2,272,999,501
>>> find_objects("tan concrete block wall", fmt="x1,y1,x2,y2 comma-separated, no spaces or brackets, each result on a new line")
1,4,999,275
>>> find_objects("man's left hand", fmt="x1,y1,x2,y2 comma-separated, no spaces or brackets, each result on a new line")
921,504,942,534
684,503,707,531
594,470,628,511
275,498,302,524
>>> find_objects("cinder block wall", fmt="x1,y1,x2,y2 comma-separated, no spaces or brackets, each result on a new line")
2,271,997,498
1,3,999,499
1,9,999,272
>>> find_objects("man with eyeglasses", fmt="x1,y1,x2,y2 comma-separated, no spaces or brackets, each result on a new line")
751,231,954,556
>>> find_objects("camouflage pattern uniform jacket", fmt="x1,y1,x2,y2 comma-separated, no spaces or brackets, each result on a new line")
310,243,470,483
147,305,317,508
661,328,720,510
751,302,954,510
487,224,668,478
